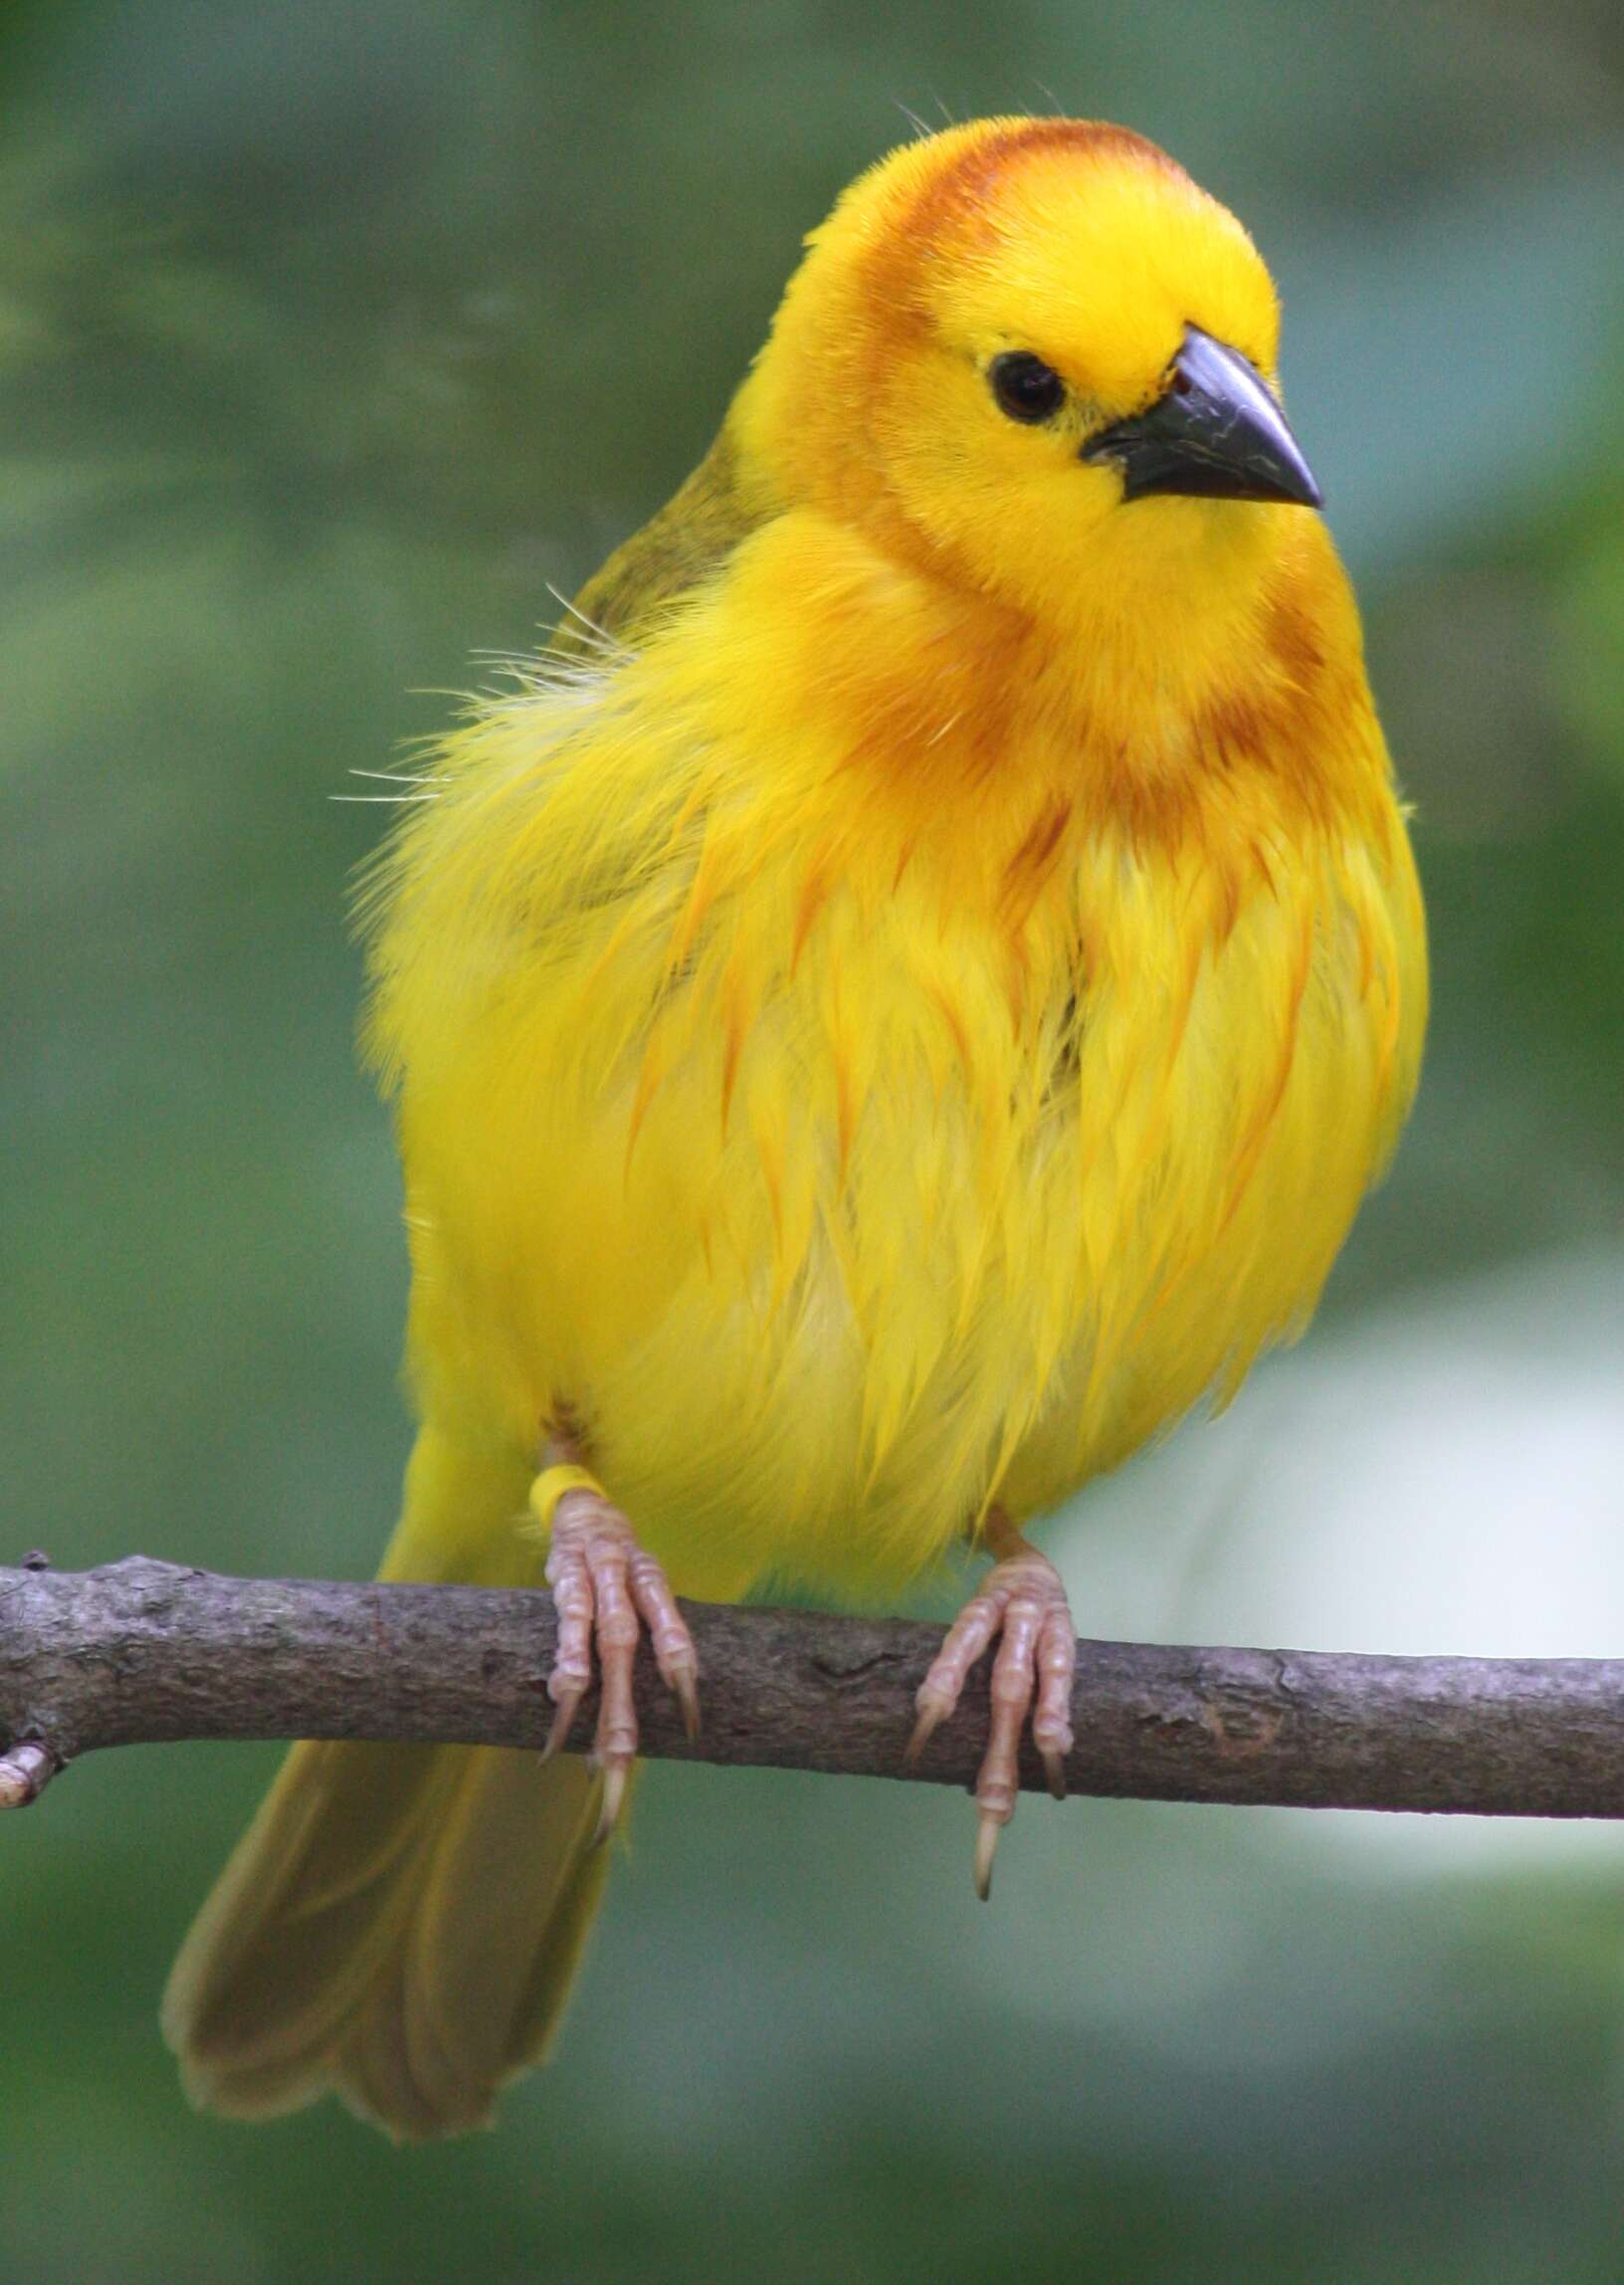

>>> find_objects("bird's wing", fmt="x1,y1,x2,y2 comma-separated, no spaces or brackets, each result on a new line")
550,424,769,660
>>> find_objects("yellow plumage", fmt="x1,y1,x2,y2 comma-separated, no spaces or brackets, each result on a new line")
165,116,1426,2137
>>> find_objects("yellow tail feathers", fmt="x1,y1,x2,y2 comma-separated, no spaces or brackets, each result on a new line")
163,1431,614,2140
162,1734,610,2138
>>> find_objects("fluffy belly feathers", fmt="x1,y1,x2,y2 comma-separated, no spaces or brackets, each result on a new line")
383,713,1422,1600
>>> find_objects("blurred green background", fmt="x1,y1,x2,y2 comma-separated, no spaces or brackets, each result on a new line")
4,2,1623,2278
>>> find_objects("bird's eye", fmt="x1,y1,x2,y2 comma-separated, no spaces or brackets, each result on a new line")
988,351,1066,424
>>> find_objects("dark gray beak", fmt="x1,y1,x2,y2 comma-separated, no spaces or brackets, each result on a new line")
1082,325,1322,509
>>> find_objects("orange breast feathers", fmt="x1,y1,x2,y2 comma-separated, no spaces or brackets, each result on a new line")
364,489,1422,1595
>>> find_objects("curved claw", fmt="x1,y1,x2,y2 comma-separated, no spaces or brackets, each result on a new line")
903,1695,948,1769
672,1667,702,1745
973,1810,1001,1903
542,1686,586,1764
593,1759,631,1847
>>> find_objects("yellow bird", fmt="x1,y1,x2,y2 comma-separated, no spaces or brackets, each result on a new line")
164,116,1426,2139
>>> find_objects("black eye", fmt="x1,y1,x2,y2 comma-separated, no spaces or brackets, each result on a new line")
989,350,1066,424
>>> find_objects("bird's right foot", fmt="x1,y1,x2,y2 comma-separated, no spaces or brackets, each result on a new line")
529,1454,700,1842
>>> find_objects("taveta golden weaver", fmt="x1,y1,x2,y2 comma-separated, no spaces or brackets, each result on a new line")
164,116,1426,2139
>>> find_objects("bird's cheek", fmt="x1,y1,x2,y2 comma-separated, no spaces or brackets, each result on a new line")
1071,461,1132,526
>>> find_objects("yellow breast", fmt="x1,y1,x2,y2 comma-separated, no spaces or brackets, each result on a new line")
362,511,1425,1601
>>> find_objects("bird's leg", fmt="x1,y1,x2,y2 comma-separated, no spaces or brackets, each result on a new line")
907,1510,1078,1900
528,1433,700,1843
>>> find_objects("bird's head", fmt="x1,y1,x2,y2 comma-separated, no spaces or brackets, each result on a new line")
734,118,1321,649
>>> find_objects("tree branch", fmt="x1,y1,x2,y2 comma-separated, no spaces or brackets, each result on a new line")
3,1557,1624,1819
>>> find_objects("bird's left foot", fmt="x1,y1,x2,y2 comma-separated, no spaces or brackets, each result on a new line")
907,1515,1077,1900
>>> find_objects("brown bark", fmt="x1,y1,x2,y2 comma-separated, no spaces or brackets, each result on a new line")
3,1556,1624,1818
